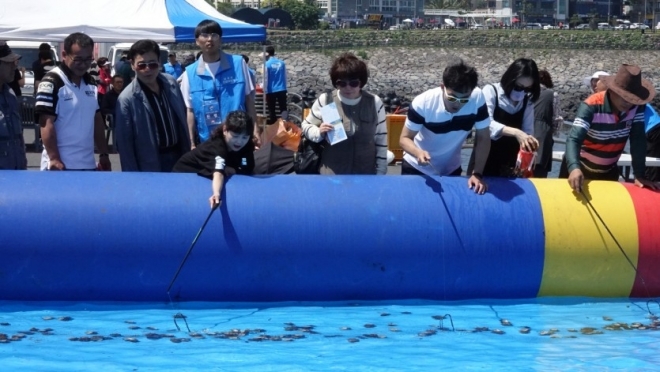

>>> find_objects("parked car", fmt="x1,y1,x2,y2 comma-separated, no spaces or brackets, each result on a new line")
470,24,485,30
614,24,629,30
542,24,556,30
629,23,649,29
524,23,543,30
597,23,613,30
575,24,591,30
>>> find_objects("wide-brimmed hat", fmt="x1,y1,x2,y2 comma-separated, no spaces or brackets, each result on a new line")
582,71,609,88
600,64,655,105
0,41,21,63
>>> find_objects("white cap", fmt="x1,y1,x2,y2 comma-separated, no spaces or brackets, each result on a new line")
582,71,610,89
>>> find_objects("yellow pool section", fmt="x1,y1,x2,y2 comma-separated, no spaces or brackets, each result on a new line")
531,179,639,297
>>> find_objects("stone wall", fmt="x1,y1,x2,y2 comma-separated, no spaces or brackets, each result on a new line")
174,30,660,119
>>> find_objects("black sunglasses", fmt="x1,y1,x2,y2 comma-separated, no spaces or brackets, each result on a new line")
513,83,533,92
336,79,360,88
135,61,160,71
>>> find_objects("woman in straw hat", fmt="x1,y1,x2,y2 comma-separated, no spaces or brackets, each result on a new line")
562,64,659,192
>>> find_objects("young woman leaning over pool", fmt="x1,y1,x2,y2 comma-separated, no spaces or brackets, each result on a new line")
173,110,255,208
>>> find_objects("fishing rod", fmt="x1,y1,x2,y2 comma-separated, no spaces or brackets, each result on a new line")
167,204,219,295
579,189,658,316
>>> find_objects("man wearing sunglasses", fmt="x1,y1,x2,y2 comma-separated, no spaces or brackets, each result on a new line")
114,40,190,172
399,60,491,195
0,41,27,170
35,32,111,171
180,20,257,148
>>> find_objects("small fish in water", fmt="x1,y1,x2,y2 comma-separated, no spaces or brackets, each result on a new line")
364,324,376,328
491,329,505,335
473,327,489,333
42,316,54,321
347,338,360,343
401,312,412,315
124,320,136,324
109,333,122,338
339,326,351,331
0,323,10,326
146,326,158,331
128,325,141,330
170,338,183,343
389,327,401,332
603,316,613,321
85,331,98,335
124,337,139,343
380,313,390,317
0,339,9,344
567,328,577,333
68,337,80,342
519,326,531,334
58,316,73,322
145,333,162,340
500,319,513,327
0,334,7,340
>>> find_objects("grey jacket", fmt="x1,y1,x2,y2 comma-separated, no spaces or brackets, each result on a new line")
115,73,190,171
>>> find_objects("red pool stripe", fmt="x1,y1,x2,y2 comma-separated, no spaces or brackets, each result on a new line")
625,184,660,297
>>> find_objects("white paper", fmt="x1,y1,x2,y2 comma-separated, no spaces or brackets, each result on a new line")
320,102,347,145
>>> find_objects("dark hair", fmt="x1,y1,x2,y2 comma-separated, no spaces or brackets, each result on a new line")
196,51,203,59
111,75,123,82
442,59,478,94
127,40,160,62
265,46,275,56
329,53,368,89
168,52,176,57
538,69,554,89
242,54,249,64
38,50,52,60
211,111,254,140
63,32,94,54
500,58,540,101
97,57,109,67
38,43,51,52
194,19,223,39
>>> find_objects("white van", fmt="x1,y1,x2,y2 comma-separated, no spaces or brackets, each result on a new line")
7,41,59,96
107,43,170,76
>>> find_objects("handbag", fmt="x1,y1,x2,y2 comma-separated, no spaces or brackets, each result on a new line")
293,137,324,174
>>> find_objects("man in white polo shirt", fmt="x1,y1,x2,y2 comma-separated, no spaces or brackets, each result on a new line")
35,32,111,171
399,60,491,194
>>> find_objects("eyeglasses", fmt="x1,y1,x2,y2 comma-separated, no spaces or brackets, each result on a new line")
335,79,360,88
135,62,160,71
443,87,470,104
198,33,220,40
69,56,94,65
513,83,533,92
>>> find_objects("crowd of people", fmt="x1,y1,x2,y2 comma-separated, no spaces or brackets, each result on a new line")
1,18,659,207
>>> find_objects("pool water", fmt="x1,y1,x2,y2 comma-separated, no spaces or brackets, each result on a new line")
1,298,659,371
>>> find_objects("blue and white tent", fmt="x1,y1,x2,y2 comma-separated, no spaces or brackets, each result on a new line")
0,0,265,43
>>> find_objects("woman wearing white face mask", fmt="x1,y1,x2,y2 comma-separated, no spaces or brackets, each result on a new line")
468,58,541,177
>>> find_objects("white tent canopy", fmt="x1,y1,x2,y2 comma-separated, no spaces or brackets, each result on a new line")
0,0,265,43
402,19,414,23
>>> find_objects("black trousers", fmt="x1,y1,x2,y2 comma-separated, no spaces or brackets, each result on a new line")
646,125,660,182
558,157,620,181
266,90,288,125
401,159,462,176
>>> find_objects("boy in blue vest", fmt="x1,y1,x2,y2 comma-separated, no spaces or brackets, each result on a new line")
179,20,257,149
264,46,288,125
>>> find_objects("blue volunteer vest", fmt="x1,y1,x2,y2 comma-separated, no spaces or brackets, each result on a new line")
186,53,247,142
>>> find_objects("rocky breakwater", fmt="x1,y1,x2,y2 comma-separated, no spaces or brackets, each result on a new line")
236,47,660,120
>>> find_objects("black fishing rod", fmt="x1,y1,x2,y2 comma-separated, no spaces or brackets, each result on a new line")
579,189,658,315
167,204,219,295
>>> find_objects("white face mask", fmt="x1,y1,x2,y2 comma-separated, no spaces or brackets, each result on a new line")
509,89,526,101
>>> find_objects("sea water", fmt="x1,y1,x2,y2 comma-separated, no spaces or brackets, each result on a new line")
1,298,659,371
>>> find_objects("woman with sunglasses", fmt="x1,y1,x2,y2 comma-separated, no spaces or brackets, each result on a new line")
468,58,540,177
301,53,387,175
114,39,191,172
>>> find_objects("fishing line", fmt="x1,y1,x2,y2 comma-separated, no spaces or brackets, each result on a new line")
579,189,658,316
